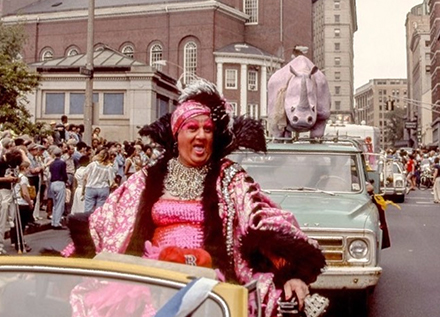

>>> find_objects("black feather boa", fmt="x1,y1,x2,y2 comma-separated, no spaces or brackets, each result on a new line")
240,229,326,287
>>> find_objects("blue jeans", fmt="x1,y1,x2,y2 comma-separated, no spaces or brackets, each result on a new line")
84,187,109,213
50,181,65,227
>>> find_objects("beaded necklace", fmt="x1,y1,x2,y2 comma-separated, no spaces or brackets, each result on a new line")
164,158,209,200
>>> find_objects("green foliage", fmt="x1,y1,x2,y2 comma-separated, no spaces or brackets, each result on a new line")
384,106,405,147
0,22,43,136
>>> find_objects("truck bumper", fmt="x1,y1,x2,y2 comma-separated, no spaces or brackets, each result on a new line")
311,266,382,289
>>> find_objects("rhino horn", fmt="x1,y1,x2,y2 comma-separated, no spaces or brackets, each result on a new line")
309,66,319,78
289,65,300,77
298,76,309,110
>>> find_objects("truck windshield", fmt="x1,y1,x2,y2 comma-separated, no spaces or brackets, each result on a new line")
230,152,362,193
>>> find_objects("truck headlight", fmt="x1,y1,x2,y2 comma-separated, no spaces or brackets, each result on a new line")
348,239,368,259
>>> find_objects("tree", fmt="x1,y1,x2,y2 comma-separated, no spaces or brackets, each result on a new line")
0,22,45,136
384,105,405,148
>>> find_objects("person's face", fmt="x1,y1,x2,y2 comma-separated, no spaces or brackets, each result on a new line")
92,139,99,148
177,115,213,167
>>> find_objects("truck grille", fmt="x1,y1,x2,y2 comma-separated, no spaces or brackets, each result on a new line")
313,237,344,263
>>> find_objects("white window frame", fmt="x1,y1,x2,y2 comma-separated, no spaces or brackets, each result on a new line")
334,28,341,37
42,91,127,119
67,48,79,57
122,45,134,58
334,0,340,9
244,0,258,24
248,70,258,91
184,42,197,84
150,44,163,70
41,48,54,61
335,57,341,66
225,69,238,89
247,103,259,119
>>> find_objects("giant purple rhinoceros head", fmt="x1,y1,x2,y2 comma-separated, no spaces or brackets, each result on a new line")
284,65,319,132
267,55,331,138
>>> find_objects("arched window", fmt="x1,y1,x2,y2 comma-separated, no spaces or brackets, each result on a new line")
41,49,54,61
150,44,163,70
67,48,79,56
184,42,197,84
122,45,134,58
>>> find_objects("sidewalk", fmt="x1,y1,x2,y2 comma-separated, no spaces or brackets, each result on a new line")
4,208,54,240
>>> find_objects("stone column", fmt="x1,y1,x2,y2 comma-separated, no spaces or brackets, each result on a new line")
260,65,267,117
240,64,247,116
216,62,223,94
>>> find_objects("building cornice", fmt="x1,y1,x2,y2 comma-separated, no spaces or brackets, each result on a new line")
1,1,248,24
214,53,284,67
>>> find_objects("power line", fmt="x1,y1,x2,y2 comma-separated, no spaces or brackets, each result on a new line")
389,95,440,115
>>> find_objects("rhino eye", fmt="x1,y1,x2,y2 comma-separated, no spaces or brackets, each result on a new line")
291,106,295,113
311,105,316,112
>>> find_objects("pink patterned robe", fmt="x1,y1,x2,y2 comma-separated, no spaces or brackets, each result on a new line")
63,159,322,317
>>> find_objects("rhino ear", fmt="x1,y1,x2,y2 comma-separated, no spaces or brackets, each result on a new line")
289,65,300,77
309,66,319,77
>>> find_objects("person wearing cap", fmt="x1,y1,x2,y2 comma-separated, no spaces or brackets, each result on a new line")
49,147,68,229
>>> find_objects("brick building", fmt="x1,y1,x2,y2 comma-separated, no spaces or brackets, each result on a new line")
2,0,315,140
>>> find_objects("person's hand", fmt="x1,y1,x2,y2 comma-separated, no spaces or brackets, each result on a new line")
6,176,18,183
283,278,309,311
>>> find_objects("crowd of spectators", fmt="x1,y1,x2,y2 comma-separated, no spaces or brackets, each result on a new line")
0,115,162,255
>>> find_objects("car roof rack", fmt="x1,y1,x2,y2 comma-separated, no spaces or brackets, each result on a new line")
267,135,364,150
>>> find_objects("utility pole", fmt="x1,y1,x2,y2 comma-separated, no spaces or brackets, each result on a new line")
83,0,95,145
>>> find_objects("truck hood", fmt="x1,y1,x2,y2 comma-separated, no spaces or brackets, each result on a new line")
267,192,377,231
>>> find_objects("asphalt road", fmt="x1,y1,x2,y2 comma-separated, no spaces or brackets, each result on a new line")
6,187,440,316
368,188,440,317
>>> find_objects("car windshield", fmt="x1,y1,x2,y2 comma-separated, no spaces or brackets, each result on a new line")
0,267,226,317
230,151,362,193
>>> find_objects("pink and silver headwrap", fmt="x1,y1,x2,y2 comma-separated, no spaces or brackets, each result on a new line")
139,78,266,160
170,101,211,136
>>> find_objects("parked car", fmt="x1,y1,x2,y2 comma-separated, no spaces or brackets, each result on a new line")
0,253,250,317
230,138,384,312
378,158,407,203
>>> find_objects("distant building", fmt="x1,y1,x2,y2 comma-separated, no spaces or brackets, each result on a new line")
406,0,432,148
354,79,407,149
428,0,440,146
2,0,314,137
312,0,358,123
27,48,179,142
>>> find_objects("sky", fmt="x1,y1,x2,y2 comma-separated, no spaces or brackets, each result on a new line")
354,0,424,90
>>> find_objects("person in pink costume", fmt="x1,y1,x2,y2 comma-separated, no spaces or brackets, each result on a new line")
63,78,326,317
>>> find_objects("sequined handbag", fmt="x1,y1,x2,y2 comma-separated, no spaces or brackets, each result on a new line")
277,293,329,317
